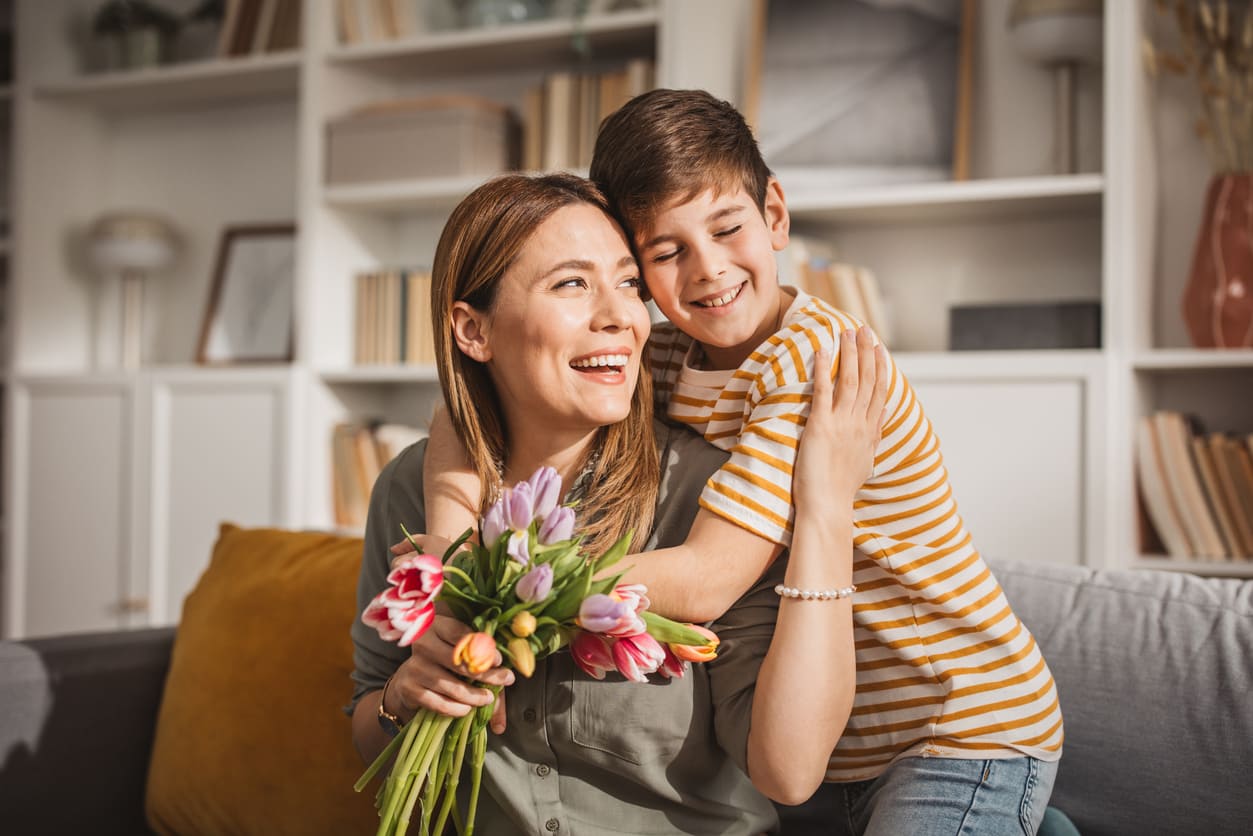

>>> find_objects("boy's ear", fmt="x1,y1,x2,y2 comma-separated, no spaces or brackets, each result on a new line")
763,178,791,252
451,301,492,363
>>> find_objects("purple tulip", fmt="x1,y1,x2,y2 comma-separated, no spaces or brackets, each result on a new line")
507,529,531,565
505,482,536,531
528,466,562,518
481,502,507,548
516,563,554,602
577,593,635,635
537,506,575,545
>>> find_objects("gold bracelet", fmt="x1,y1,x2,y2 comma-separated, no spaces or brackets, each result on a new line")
377,676,406,737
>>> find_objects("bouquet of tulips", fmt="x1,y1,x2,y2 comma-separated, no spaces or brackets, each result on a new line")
355,466,719,836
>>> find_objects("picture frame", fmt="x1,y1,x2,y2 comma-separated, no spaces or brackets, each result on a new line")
744,0,976,188
196,224,297,365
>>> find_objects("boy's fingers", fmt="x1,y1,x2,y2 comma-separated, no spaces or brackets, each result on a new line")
390,539,418,558
812,347,834,409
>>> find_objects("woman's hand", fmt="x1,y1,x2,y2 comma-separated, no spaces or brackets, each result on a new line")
794,326,889,513
386,614,513,734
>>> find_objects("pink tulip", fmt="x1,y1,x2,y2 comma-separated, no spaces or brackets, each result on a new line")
528,466,562,518
504,482,536,531
571,630,616,680
386,552,444,607
481,502,507,548
537,506,575,545
577,593,640,636
507,529,531,565
393,602,436,647
657,645,687,679
669,624,719,663
611,633,666,683
515,564,553,603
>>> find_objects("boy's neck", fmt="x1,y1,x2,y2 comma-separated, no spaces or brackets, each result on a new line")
694,286,795,371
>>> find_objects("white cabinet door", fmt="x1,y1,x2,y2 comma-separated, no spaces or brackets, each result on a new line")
911,378,1088,566
6,379,137,637
145,373,293,625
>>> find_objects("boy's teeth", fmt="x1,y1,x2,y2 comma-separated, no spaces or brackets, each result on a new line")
698,287,739,308
571,354,628,369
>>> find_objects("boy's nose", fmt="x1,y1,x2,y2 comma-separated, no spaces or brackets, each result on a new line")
689,242,727,283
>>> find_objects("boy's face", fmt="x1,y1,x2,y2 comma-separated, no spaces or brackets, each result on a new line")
635,179,790,370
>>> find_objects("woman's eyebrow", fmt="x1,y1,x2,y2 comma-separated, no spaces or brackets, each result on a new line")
540,255,636,279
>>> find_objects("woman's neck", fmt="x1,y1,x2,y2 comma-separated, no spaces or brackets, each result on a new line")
501,426,599,492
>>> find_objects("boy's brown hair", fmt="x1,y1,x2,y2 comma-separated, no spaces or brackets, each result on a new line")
590,88,773,239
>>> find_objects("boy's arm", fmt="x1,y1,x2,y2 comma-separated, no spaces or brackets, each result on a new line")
422,407,482,541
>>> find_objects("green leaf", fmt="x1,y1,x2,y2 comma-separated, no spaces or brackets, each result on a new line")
641,611,710,646
592,531,633,574
543,568,592,623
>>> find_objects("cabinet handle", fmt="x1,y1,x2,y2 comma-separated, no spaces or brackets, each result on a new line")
115,597,150,614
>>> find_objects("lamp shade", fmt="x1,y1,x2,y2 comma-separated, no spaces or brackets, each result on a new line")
87,211,179,275
1009,0,1103,66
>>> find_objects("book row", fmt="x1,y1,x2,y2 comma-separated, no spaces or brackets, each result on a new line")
331,421,428,530
1137,410,1253,561
779,236,893,346
354,269,437,366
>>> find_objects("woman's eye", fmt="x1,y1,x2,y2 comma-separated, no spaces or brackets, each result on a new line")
619,276,644,291
714,225,742,238
553,277,587,290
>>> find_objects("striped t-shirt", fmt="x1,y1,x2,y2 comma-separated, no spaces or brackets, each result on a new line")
648,289,1063,782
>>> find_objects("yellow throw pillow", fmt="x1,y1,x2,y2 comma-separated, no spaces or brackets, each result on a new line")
146,523,377,835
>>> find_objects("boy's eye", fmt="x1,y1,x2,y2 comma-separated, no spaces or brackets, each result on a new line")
714,224,742,238
651,249,679,264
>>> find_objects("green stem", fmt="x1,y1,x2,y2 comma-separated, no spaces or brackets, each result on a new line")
464,711,490,836
432,717,473,836
379,714,440,834
354,721,409,792
394,715,454,835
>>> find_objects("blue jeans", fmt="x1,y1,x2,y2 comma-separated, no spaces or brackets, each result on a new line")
819,756,1058,835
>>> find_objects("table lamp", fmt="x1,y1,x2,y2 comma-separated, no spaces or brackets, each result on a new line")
87,211,179,369
1008,0,1104,174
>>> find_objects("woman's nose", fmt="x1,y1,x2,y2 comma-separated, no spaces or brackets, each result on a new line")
592,287,635,331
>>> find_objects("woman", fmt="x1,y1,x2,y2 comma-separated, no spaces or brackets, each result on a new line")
349,173,886,832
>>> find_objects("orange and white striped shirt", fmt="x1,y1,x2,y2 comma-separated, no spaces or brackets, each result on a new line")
648,289,1063,782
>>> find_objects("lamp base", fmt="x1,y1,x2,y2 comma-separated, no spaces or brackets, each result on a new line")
121,270,144,371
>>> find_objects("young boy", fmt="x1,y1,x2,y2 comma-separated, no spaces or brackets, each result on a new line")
585,89,1062,830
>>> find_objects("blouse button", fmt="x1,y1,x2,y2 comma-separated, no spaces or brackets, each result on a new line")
545,818,560,831
536,764,551,777
523,708,537,722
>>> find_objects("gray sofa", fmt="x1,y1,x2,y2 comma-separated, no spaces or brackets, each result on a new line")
2,560,1251,835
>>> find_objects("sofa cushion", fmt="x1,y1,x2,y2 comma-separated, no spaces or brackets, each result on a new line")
991,559,1253,836
146,524,376,836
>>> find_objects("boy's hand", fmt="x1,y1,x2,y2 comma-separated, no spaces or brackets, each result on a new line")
794,326,888,512
390,532,456,561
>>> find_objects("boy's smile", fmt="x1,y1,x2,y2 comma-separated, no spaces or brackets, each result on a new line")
637,180,791,370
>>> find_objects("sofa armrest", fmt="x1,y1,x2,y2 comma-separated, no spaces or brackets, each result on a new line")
0,627,175,834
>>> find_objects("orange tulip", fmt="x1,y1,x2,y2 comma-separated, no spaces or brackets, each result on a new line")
452,631,497,676
669,624,719,663
510,611,537,638
507,637,536,678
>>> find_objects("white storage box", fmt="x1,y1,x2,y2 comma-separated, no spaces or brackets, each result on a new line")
326,95,520,185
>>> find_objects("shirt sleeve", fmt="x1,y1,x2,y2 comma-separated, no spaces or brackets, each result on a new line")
698,322,840,548
347,439,429,714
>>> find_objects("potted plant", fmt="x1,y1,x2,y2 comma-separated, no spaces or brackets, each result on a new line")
92,0,180,71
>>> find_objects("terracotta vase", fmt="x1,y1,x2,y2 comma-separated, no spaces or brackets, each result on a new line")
1182,173,1253,348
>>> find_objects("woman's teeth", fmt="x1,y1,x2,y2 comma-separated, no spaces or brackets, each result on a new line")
571,354,628,369
696,285,741,308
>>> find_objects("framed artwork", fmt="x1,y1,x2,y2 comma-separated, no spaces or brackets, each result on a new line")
744,0,976,188
196,224,296,364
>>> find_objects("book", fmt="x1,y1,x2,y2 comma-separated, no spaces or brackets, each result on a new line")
1153,412,1227,559
851,265,891,346
522,86,544,172
1136,415,1193,558
218,0,244,56
1209,435,1253,557
1191,436,1244,558
251,0,281,53
404,270,435,365
826,263,871,326
266,0,302,51
542,72,576,170
1230,439,1253,554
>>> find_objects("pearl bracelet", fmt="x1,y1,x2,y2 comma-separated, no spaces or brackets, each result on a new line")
774,583,857,601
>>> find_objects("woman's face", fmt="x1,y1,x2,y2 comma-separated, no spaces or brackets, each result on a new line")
469,203,651,439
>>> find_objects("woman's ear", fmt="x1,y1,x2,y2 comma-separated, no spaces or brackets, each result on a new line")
451,301,492,363
763,177,791,252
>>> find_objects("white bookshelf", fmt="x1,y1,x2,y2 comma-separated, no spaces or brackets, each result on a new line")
1128,557,1253,579
1132,349,1253,371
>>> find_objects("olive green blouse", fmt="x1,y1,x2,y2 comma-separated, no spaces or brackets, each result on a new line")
350,422,783,835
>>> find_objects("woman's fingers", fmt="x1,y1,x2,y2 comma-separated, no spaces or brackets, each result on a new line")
870,342,890,431
836,328,859,412
853,326,877,416
389,532,457,563
812,347,834,410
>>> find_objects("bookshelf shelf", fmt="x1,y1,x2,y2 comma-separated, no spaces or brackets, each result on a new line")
323,175,487,213
1129,556,1253,578
34,52,302,111
785,173,1104,225
895,350,1103,381
320,366,441,384
1133,349,1253,371
327,9,660,76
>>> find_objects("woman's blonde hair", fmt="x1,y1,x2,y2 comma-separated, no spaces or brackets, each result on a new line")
431,173,659,555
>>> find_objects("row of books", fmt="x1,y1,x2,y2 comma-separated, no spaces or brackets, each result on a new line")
522,59,655,172
354,269,437,366
1137,410,1253,561
331,421,428,529
778,236,893,346
219,0,302,56
334,0,420,44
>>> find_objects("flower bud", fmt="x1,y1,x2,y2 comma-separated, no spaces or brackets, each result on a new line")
669,624,719,663
515,564,553,603
528,466,562,518
452,631,497,677
481,503,507,548
511,610,537,638
507,637,536,678
538,506,575,545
